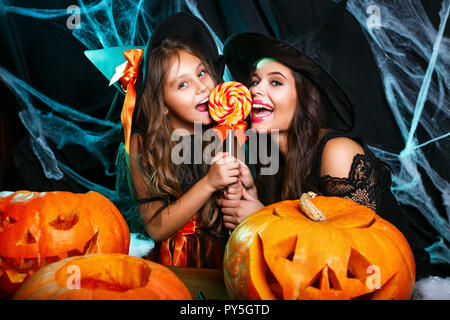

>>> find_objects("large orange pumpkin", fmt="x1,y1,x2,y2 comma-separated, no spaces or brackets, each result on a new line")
224,193,416,300
0,191,130,299
13,253,192,300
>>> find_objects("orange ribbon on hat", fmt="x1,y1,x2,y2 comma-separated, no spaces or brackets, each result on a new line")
159,218,197,267
119,48,144,154
213,122,248,146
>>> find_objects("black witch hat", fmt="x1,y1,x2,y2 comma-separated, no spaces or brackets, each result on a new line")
134,12,226,105
86,12,225,97
223,0,356,132
85,12,225,147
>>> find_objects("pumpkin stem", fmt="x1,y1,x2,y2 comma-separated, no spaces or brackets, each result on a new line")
299,192,326,222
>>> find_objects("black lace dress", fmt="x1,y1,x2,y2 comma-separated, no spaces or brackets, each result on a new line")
256,132,433,280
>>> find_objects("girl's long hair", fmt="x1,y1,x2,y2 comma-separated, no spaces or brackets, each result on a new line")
255,69,326,204
133,37,223,236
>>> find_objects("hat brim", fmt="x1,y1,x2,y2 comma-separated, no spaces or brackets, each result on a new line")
85,13,225,95
139,12,225,88
223,33,354,132
84,46,145,94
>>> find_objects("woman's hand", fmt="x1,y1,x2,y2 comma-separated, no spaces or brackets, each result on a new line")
223,180,244,200
217,188,265,230
236,159,258,199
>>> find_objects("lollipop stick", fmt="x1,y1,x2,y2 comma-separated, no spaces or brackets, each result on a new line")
227,128,233,157
226,129,233,236
208,82,252,237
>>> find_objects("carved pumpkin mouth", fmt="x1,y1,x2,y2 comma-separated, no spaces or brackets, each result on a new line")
350,274,398,300
259,234,399,300
0,231,99,284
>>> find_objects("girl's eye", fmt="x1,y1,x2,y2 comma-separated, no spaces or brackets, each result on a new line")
249,80,259,87
178,82,187,89
198,70,206,77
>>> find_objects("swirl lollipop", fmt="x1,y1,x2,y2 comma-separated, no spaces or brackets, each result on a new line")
208,81,252,147
209,81,251,235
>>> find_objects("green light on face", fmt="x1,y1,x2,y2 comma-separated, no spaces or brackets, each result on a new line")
254,57,276,70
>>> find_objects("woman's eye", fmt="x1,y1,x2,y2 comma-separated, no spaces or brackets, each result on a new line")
249,80,259,87
198,70,206,77
271,80,282,86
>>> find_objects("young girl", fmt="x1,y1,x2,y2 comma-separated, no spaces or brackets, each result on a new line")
124,14,241,269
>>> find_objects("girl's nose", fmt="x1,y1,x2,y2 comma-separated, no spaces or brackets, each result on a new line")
196,79,208,95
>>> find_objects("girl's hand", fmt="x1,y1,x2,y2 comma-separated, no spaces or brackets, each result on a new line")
217,188,265,230
205,153,240,191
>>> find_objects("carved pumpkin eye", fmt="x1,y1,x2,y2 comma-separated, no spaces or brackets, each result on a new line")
66,232,99,257
49,211,79,230
347,248,372,281
0,212,17,232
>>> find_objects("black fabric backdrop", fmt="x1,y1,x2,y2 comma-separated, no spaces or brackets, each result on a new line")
0,0,448,276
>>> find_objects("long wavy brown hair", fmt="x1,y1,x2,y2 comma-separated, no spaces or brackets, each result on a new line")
255,69,327,204
133,37,223,236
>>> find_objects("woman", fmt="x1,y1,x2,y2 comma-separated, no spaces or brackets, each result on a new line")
218,32,433,279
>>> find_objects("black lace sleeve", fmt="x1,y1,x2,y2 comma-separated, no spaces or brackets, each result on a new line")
316,153,379,212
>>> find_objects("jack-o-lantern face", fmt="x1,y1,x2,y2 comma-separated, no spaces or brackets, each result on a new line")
0,191,130,299
224,194,416,300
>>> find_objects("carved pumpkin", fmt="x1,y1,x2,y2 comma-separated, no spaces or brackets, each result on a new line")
13,253,192,300
224,193,416,300
0,191,130,299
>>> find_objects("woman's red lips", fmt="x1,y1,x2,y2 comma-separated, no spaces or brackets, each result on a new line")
251,100,274,122
252,100,273,109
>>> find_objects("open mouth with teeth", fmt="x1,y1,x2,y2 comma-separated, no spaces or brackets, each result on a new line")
195,98,209,113
251,102,274,122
